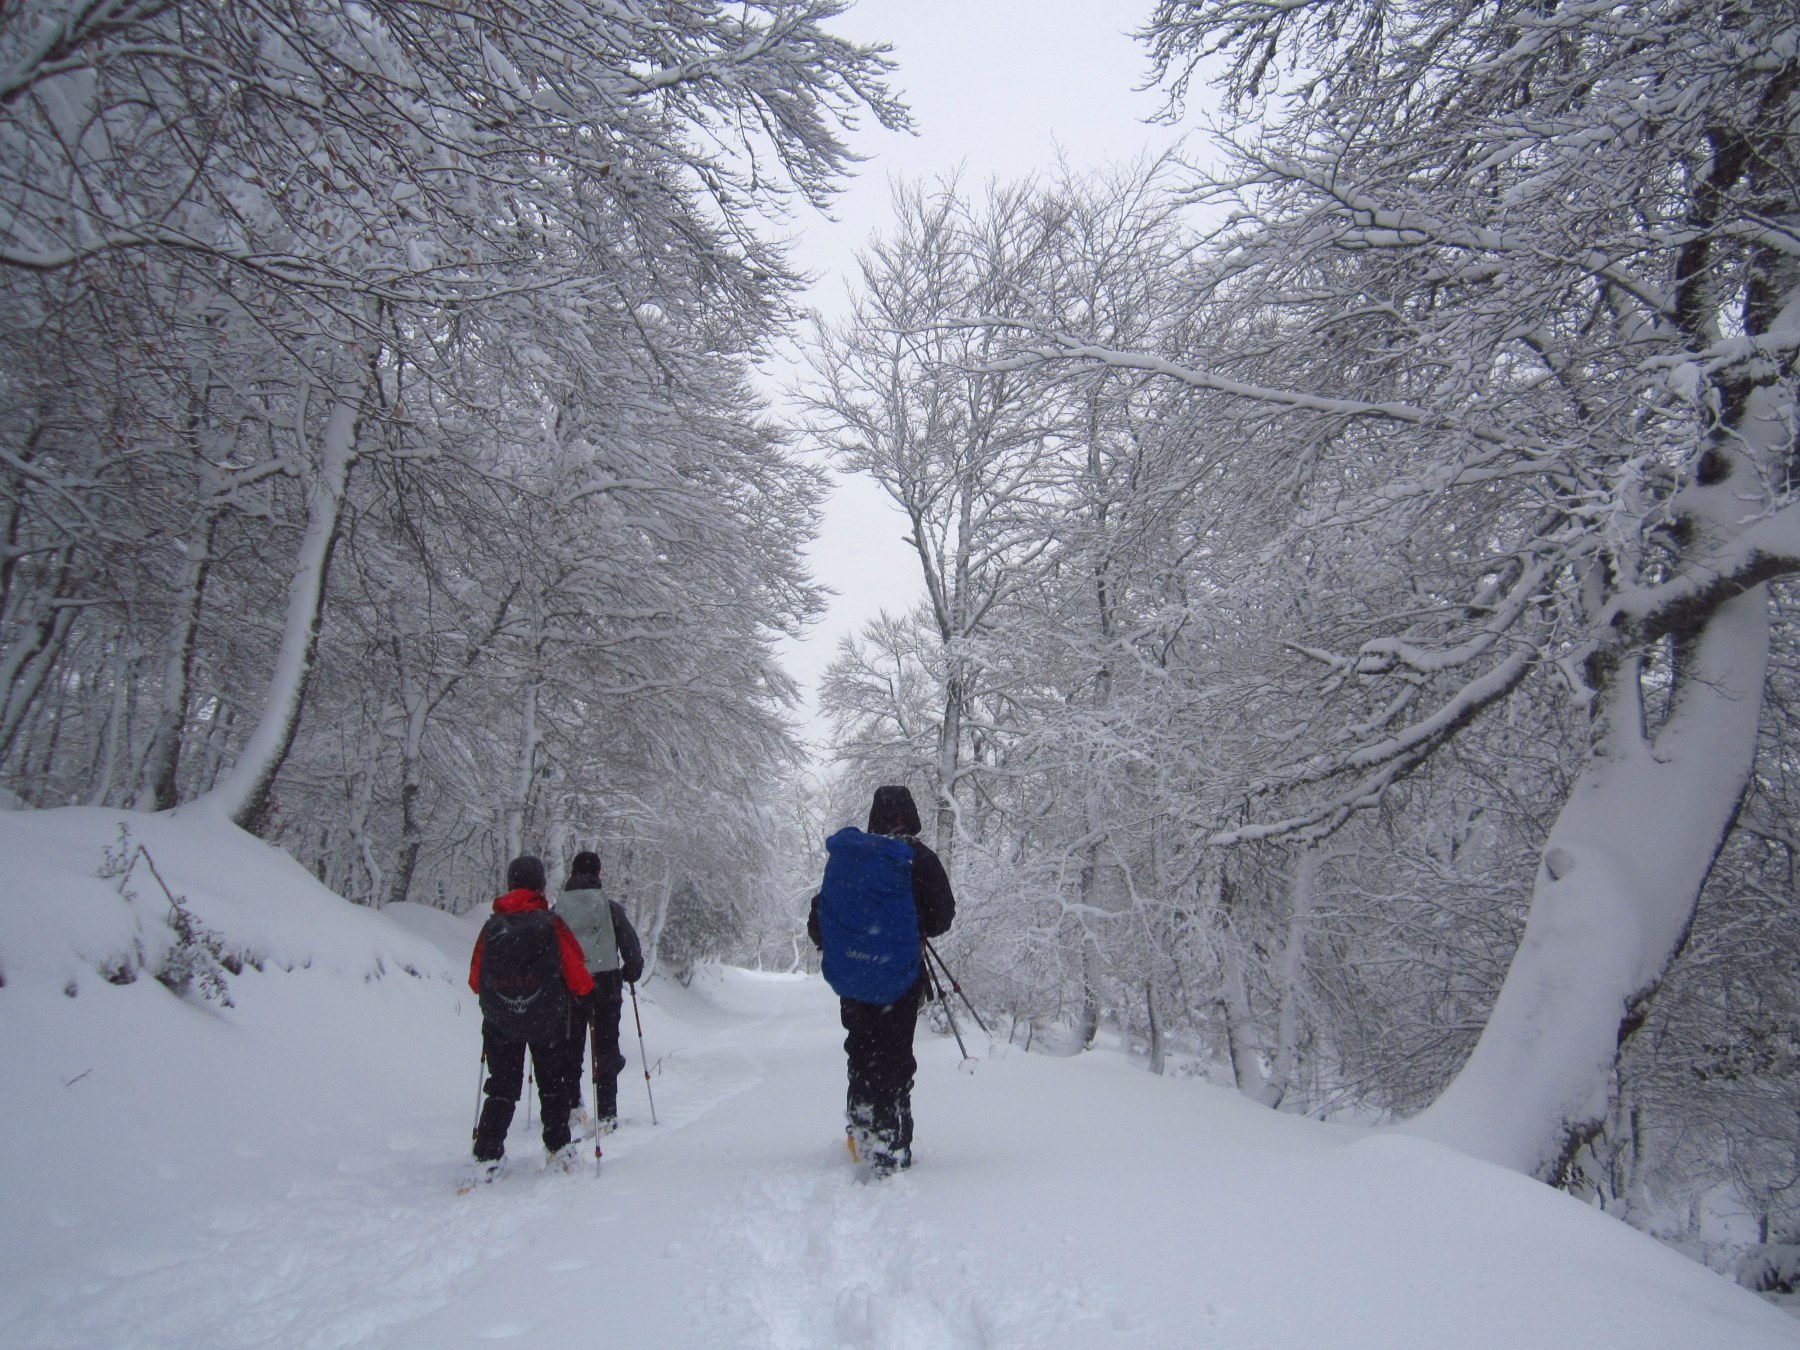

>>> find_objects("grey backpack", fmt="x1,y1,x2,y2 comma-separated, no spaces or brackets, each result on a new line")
558,884,620,973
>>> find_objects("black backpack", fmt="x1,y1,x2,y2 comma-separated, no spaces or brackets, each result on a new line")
477,909,569,1040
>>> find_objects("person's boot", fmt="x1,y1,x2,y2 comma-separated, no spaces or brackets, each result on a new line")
458,1157,505,1192
546,1141,583,1174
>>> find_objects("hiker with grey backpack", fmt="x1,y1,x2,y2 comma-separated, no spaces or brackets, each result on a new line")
554,850,645,1137
465,855,594,1185
807,785,956,1177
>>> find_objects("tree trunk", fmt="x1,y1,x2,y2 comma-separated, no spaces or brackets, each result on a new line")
504,669,541,860
134,511,218,811
641,857,676,983
345,742,382,906
933,668,963,866
196,383,361,831
1073,930,1103,1051
1146,980,1166,1075
1260,844,1318,1109
85,641,131,808
385,651,429,909
1219,926,1270,1100
0,550,78,769
1405,585,1770,1177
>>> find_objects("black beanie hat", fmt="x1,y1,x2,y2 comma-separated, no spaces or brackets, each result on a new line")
506,854,546,892
570,850,601,880
867,785,922,837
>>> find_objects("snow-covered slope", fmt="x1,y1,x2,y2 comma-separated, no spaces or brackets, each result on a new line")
0,807,1792,1349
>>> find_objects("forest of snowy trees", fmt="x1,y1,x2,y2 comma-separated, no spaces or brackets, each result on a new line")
804,0,1800,1262
4,0,1798,1278
0,0,902,958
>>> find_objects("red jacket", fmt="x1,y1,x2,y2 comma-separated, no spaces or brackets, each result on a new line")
468,889,596,997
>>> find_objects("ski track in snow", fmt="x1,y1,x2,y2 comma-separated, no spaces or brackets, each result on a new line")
689,1153,1121,1350
701,1156,997,1348
1,990,792,1349
674,990,1103,1350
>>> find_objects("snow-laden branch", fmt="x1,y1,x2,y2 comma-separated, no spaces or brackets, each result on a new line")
1607,500,1800,642
1213,642,1540,847
1354,555,1558,678
1261,157,1675,318
976,328,1558,461
0,1,181,106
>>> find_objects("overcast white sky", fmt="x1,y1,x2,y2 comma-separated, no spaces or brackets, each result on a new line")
766,0,1184,751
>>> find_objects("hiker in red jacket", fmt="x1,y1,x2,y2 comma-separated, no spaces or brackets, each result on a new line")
466,855,594,1183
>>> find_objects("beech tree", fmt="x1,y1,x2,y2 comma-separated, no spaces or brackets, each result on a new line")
804,179,1072,862
988,0,1800,1179
1,2,900,917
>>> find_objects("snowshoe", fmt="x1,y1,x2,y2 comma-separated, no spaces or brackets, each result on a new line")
595,1115,618,1137
846,1127,910,1179
845,1125,876,1165
546,1141,584,1175
867,1146,911,1180
457,1158,505,1193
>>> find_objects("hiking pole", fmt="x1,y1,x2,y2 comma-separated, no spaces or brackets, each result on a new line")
924,938,990,1035
472,1049,487,1142
628,982,658,1125
589,1012,603,1172
923,950,970,1062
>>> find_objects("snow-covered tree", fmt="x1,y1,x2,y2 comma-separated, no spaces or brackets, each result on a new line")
1,1,902,909
804,178,1076,862
1015,0,1800,1179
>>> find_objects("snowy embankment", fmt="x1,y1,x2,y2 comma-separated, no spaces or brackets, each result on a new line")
0,807,1793,1349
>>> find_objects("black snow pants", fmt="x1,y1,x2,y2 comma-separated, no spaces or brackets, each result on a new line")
474,1020,580,1161
560,974,628,1120
840,977,925,1164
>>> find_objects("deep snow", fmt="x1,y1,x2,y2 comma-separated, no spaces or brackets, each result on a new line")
0,807,1794,1349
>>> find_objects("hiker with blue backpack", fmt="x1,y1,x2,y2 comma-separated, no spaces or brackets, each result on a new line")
807,785,956,1177
466,855,595,1184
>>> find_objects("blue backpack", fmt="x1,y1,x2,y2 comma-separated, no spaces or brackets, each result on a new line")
817,827,920,1004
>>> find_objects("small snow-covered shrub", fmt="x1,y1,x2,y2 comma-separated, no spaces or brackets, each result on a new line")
1738,1241,1800,1295
100,826,236,1008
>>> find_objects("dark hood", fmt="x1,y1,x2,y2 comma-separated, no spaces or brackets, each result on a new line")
566,850,602,889
867,785,922,837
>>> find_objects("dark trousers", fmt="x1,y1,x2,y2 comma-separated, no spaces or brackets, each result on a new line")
561,975,627,1119
841,978,924,1161
474,1020,579,1160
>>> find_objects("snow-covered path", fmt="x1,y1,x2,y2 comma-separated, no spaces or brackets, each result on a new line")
7,957,1797,1350
0,802,1794,1350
